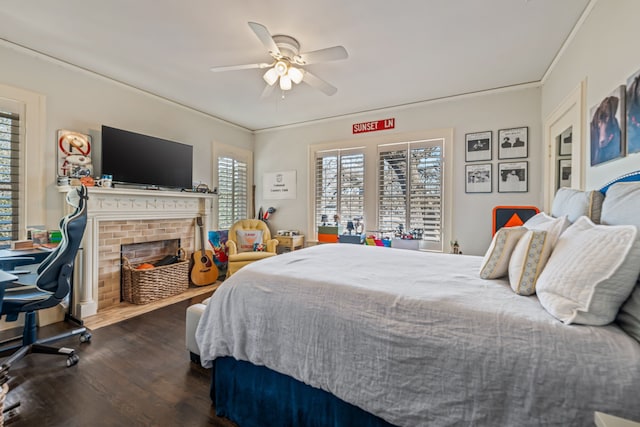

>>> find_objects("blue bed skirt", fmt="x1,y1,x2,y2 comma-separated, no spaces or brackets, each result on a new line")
212,357,397,427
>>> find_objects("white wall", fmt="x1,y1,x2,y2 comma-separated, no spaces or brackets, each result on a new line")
0,41,253,231
542,0,640,189
255,86,542,256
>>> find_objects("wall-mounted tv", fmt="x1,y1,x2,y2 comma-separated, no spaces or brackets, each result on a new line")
101,125,193,190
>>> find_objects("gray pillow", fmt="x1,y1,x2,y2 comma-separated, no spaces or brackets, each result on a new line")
551,188,604,223
601,182,640,342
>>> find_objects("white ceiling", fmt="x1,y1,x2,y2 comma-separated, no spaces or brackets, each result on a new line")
0,0,591,131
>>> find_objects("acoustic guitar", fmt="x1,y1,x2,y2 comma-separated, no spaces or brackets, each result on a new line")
190,216,218,286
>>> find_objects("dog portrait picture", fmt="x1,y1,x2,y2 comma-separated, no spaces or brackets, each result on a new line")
627,69,640,155
590,86,625,166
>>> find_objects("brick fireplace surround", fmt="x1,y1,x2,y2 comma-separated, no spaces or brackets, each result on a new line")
58,186,213,319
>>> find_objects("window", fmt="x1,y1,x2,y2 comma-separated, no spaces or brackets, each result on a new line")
378,139,443,251
217,155,248,229
0,110,20,247
314,148,364,230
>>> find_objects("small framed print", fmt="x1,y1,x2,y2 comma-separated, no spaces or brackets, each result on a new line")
498,161,528,193
558,159,571,189
558,126,572,156
465,131,492,162
465,163,492,193
498,126,528,159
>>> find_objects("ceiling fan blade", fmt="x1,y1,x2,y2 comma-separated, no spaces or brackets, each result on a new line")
260,83,275,99
248,22,281,57
302,70,338,96
210,63,271,72
295,46,348,65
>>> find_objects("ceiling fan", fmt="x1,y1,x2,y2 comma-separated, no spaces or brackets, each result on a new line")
210,22,348,97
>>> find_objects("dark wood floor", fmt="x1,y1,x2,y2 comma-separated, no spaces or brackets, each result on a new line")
1,301,237,427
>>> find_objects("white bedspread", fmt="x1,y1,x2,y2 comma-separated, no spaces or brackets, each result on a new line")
196,244,640,427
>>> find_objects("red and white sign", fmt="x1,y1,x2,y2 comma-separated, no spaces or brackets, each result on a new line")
352,118,395,134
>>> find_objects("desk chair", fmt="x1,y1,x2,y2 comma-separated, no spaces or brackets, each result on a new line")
0,185,91,369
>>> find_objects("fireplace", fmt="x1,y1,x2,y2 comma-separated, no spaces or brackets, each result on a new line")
58,186,214,319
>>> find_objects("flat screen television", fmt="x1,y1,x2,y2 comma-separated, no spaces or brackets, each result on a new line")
101,125,193,190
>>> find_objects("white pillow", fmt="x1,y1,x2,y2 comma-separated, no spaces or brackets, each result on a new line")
479,226,527,279
600,182,640,228
551,188,604,223
236,229,263,253
508,230,552,296
601,181,640,342
523,212,570,249
536,217,640,325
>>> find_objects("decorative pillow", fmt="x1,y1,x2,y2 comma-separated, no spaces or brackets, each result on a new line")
523,212,570,249
601,182,640,342
600,182,640,228
236,230,263,253
253,242,265,252
508,230,552,295
536,217,640,325
551,188,605,223
479,226,527,279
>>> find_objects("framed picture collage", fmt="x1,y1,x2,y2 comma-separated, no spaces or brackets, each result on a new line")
464,127,529,194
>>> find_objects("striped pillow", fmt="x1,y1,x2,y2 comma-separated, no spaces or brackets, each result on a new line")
508,230,552,295
479,226,527,279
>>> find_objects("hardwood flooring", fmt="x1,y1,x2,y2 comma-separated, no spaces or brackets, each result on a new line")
1,300,236,427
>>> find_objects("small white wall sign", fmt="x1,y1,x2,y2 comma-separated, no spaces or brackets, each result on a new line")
263,170,297,200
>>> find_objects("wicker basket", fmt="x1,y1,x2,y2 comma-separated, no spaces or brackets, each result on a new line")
122,251,189,305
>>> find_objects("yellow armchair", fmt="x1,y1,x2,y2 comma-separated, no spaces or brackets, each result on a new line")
226,219,278,277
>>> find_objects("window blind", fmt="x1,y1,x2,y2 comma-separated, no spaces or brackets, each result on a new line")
217,156,248,229
314,149,364,230
0,111,20,247
378,140,443,251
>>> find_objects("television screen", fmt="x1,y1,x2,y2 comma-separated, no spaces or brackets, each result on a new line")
101,125,193,190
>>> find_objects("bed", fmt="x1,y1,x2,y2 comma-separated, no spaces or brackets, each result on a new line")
195,172,640,427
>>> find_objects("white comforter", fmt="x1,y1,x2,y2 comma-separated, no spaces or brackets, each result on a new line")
196,244,640,427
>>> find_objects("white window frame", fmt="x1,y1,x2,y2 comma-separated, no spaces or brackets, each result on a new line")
378,138,444,252
0,84,46,240
212,142,253,230
308,129,453,251
313,147,366,234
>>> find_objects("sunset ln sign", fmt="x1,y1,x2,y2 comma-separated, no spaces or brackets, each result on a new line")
352,118,395,134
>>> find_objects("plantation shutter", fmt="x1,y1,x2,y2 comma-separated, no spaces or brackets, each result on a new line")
217,156,248,229
378,140,443,251
314,148,364,231
0,111,20,247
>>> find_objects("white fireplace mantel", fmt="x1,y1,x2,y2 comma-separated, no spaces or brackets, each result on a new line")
58,186,214,319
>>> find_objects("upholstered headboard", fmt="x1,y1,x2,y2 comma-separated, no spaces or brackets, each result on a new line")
599,170,640,194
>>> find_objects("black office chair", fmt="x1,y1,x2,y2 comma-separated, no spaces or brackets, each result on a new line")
0,185,91,369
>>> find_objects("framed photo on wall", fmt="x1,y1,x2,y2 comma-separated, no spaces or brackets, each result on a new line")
627,69,640,155
558,159,571,189
558,126,572,156
498,127,528,159
465,163,492,193
465,131,492,162
590,85,625,166
498,161,528,193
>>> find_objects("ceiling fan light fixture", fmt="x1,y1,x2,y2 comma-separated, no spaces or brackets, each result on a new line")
263,67,278,86
274,60,288,76
279,74,292,90
288,66,304,84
